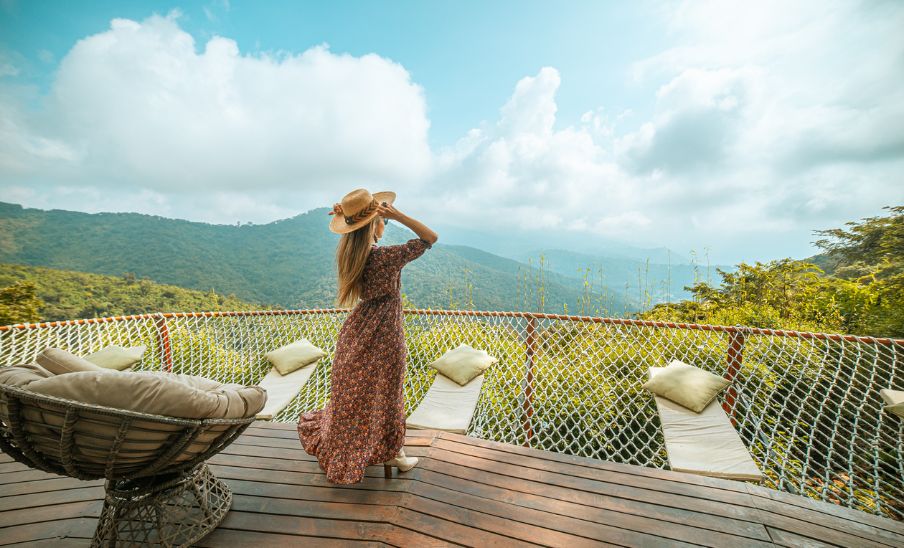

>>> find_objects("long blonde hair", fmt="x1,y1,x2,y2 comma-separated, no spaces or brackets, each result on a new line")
335,218,379,308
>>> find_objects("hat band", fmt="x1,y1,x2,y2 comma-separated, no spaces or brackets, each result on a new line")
344,198,379,225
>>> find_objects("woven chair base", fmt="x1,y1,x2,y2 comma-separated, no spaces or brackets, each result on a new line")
91,463,231,547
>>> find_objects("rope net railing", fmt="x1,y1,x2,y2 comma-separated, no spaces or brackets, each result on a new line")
1,309,901,521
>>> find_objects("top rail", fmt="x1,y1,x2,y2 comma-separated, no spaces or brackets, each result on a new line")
3,307,902,346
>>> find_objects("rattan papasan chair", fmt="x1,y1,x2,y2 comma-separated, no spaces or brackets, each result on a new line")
0,350,266,547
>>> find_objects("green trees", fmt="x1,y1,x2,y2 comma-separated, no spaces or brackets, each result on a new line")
0,263,261,324
642,259,840,330
815,205,903,337
0,281,43,325
3,206,900,337
640,206,903,338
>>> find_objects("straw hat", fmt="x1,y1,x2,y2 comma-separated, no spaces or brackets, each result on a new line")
328,188,396,234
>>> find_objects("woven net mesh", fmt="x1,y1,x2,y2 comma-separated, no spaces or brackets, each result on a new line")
1,309,901,521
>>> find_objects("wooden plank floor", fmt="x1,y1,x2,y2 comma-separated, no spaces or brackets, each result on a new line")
1,421,903,547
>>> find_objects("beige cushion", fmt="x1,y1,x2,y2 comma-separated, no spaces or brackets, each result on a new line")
256,365,318,420
0,363,54,388
649,367,763,482
642,359,730,413
880,389,904,419
36,347,107,375
406,372,484,433
265,338,327,376
84,345,146,370
428,343,498,386
25,370,266,419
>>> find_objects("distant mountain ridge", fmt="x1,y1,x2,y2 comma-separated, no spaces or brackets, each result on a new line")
513,247,734,304
0,201,633,314
433,223,733,304
433,224,690,264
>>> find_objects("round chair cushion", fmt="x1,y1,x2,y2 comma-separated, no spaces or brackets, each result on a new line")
23,370,266,420
0,363,53,388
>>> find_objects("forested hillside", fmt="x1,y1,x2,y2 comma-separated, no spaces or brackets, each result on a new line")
0,263,263,325
0,202,631,319
5,201,897,336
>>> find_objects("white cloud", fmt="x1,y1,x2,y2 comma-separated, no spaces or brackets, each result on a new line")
0,63,17,77
36,49,54,64
0,50,21,78
0,86,80,174
2,3,903,264
618,67,763,175
203,0,231,22
425,66,642,238
423,0,904,261
611,0,904,258
1,12,432,197
630,0,904,173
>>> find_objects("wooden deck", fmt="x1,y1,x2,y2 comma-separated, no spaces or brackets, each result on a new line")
1,421,903,547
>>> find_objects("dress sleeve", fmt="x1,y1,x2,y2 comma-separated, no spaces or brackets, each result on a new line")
383,237,432,269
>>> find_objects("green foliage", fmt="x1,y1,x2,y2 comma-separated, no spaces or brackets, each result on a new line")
0,280,43,325
815,205,904,337
0,263,265,324
0,202,630,313
640,206,904,338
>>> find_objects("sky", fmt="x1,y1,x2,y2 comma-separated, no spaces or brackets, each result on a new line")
1,0,902,264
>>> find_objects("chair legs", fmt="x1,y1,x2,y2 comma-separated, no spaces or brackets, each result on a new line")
92,463,232,547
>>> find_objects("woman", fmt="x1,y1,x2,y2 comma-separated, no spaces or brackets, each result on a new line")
297,188,438,484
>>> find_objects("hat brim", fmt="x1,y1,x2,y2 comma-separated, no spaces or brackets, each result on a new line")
329,191,396,234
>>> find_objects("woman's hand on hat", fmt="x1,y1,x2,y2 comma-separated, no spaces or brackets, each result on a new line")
377,202,403,222
328,203,343,216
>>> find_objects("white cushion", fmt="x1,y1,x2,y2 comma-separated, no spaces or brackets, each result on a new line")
84,345,146,370
25,369,266,419
36,347,107,375
0,363,54,387
256,365,318,420
428,343,497,386
649,367,763,482
406,373,484,433
880,389,904,419
642,359,730,413
265,338,327,376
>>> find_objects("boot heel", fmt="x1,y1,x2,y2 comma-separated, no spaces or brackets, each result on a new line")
384,464,392,478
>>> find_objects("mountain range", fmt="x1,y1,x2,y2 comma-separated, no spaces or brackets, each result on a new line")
0,201,649,314
0,201,741,316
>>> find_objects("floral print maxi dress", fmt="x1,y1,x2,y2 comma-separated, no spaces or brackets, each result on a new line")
297,237,432,484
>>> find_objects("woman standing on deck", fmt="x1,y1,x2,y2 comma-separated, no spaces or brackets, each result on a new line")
297,188,438,484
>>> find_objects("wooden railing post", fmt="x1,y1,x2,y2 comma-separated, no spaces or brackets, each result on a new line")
154,314,174,372
523,316,536,446
723,328,747,425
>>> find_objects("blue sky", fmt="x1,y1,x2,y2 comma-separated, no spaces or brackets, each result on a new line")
1,0,665,147
1,0,902,264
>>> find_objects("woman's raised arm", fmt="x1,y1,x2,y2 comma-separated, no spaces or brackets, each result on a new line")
377,202,438,246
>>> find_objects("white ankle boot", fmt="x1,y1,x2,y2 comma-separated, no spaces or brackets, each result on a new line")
383,447,418,477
